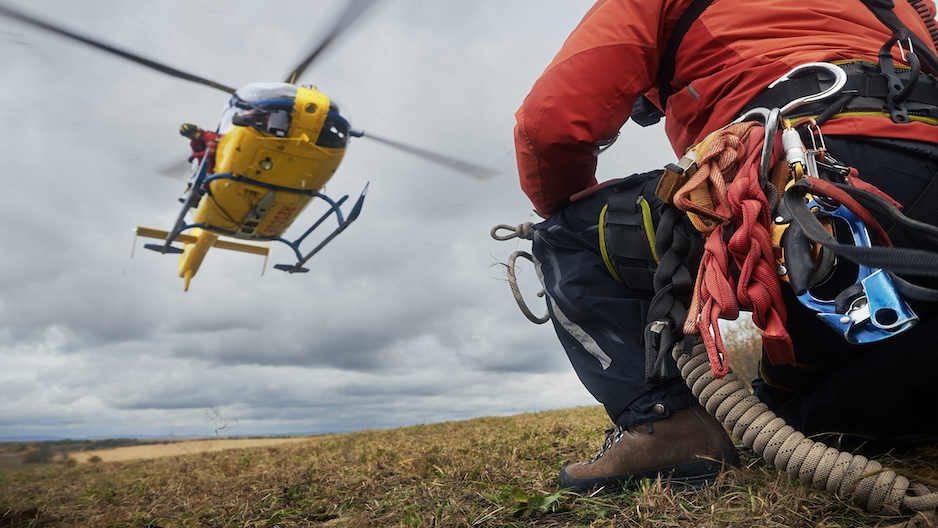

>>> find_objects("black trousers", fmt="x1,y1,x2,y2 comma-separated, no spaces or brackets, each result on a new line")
531,176,698,428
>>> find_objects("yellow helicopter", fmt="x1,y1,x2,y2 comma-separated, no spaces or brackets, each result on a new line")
0,1,496,291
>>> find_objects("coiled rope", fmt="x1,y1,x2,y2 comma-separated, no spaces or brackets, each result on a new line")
490,223,549,324
674,339,938,513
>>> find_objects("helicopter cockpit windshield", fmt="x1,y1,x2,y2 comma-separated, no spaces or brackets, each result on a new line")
317,101,351,149
218,82,351,148
219,82,298,137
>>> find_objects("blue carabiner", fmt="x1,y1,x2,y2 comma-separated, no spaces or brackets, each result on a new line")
794,197,918,344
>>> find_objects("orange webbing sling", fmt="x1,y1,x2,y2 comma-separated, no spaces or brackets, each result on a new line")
655,121,794,378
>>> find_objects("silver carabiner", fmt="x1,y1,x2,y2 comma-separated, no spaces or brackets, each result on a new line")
724,106,780,183
768,62,848,116
730,106,772,126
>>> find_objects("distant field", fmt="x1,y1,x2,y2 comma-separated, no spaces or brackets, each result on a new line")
0,436,312,471
69,437,312,463
2,326,934,527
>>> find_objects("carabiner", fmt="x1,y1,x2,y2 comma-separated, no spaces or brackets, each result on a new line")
782,195,919,343
724,106,780,184
768,62,848,116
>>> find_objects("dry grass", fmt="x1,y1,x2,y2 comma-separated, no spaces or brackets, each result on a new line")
1,406,936,528
2,325,935,527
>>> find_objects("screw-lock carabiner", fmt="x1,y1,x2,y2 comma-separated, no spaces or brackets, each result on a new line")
768,62,848,115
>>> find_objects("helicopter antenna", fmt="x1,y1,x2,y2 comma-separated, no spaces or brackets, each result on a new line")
354,130,500,181
0,4,237,94
285,0,377,84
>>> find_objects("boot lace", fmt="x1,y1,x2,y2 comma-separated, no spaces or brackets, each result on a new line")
587,425,628,464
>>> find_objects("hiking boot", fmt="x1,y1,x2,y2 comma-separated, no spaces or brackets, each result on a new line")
559,405,739,491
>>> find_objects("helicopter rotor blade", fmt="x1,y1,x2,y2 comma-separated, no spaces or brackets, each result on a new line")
356,131,499,181
0,4,237,94
285,0,377,84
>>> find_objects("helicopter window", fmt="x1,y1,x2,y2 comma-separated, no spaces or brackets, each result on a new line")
251,98,295,110
219,106,240,134
219,83,298,134
316,111,351,148
234,82,297,103
229,106,294,137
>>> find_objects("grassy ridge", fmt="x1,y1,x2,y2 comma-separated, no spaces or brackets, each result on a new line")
1,406,936,527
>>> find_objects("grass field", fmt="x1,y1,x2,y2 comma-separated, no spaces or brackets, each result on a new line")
1,405,936,528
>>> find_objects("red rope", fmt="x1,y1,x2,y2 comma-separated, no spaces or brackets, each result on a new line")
678,122,794,377
726,131,794,367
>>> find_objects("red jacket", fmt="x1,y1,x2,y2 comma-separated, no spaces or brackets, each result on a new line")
189,130,220,173
515,0,938,217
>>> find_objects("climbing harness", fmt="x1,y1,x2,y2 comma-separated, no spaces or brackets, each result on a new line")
596,171,664,297
635,0,938,125
492,171,666,322
768,63,849,116
652,57,938,375
743,60,938,125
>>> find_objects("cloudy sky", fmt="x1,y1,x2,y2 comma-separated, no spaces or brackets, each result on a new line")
0,1,675,440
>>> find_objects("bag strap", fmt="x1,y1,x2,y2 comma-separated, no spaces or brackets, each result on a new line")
657,0,718,112
632,0,717,125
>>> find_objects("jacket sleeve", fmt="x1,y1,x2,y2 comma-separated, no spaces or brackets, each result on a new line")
514,0,664,217
189,139,207,160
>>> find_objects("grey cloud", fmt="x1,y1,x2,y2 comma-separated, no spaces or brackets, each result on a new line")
0,0,668,440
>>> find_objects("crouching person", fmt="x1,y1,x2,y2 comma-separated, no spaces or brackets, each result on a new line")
515,0,938,491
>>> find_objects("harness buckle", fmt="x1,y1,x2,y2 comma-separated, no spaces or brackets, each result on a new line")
656,153,699,204
648,320,670,350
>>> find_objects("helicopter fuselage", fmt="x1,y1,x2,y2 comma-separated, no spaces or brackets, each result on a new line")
195,84,347,241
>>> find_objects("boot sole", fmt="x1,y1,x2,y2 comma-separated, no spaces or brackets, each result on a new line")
559,458,734,492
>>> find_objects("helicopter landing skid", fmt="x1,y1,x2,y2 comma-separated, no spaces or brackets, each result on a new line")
273,183,369,274
142,243,184,254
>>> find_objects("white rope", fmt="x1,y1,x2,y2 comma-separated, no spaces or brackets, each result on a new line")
491,223,549,324
674,341,938,513
490,222,535,241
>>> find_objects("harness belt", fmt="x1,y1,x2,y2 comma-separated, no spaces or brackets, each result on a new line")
743,61,938,122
